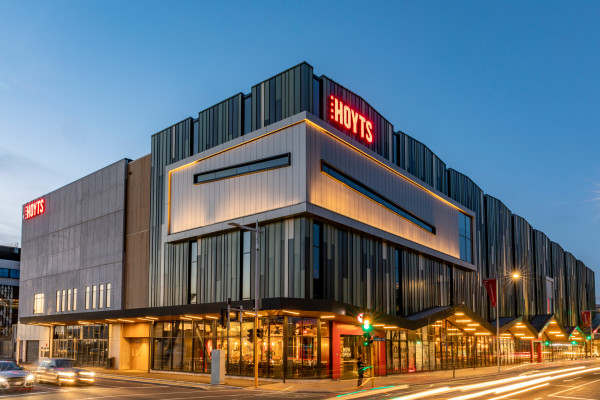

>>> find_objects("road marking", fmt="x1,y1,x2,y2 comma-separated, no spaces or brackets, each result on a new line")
549,378,600,398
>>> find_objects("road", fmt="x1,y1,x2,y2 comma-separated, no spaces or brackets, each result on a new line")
2,364,600,399
333,363,600,400
0,376,327,399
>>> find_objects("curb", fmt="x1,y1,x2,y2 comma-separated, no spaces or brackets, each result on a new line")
96,373,244,390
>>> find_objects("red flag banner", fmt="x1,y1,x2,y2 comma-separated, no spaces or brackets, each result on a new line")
483,279,497,308
582,311,591,327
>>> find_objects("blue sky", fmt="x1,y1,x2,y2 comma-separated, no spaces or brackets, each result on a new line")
1,1,599,297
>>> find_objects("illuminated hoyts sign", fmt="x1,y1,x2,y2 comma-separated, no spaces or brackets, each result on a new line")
329,95,373,143
23,198,45,220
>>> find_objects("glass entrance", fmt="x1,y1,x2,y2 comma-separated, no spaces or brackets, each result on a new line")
340,335,372,380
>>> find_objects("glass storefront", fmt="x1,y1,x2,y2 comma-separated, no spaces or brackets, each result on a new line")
151,316,330,379
52,324,109,367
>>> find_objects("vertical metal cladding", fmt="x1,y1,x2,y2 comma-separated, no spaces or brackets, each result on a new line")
532,230,551,315
564,252,577,326
484,195,514,319
551,242,567,322
447,169,486,316
251,62,313,131
394,131,448,193
320,76,392,160
512,215,534,317
150,118,193,307
197,94,243,153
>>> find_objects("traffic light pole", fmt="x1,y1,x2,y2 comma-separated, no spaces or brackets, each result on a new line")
229,220,262,388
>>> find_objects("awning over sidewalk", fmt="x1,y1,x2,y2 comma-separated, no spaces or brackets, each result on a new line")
406,305,495,336
531,314,567,341
490,316,537,340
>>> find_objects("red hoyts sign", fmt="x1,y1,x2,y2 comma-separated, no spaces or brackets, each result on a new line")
329,95,373,143
23,198,45,220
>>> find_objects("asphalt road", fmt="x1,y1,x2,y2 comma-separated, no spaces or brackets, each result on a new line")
333,363,600,400
0,376,329,399
3,364,600,399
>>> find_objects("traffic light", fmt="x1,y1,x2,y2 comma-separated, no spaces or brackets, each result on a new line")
361,313,374,346
362,313,373,333
256,329,262,339
544,340,550,346
586,335,592,340
247,329,254,343
571,341,577,345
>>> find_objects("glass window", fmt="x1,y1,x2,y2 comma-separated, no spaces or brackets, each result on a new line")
189,242,198,304
321,161,435,234
313,222,322,299
194,153,291,184
62,290,66,312
106,284,111,308
242,231,251,300
0,269,7,278
8,269,19,279
459,213,472,263
92,285,97,309
73,288,77,311
34,293,44,314
56,290,60,312
243,95,252,134
85,286,90,310
67,289,72,311
99,284,104,309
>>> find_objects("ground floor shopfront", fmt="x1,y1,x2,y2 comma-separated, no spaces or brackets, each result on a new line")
22,307,595,378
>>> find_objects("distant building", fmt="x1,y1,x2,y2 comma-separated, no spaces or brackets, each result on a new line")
0,245,20,358
18,63,596,377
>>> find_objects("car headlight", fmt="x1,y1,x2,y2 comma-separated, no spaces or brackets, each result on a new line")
0,377,6,384
80,371,95,377
25,374,35,381
58,372,75,377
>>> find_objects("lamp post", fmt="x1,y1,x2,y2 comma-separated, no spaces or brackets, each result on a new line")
228,220,262,388
494,271,520,373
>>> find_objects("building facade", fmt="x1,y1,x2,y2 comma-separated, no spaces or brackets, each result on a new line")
19,63,596,378
0,245,20,358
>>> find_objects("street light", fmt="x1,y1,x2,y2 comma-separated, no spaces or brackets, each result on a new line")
228,220,262,388
495,271,521,373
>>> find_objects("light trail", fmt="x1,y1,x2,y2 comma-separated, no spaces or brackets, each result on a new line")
454,366,585,391
486,383,550,400
388,386,452,400
448,366,600,400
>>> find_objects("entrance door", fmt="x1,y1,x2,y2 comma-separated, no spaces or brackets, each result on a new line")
130,338,149,370
26,340,39,363
340,335,371,380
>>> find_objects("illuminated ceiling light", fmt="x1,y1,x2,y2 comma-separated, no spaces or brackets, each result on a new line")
464,328,476,331
555,334,565,337
321,315,335,319
117,319,135,323
180,317,191,320
456,319,472,323
475,332,490,336
467,323,480,327
106,319,118,322
515,325,525,328
431,324,443,327
455,312,465,316
522,336,535,339
282,310,299,315
373,324,385,327
514,333,525,336
447,328,459,331
137,318,153,322
384,326,398,329
205,316,218,320
184,315,203,320
145,317,158,320
550,321,557,324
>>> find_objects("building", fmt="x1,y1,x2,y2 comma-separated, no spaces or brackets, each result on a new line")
0,245,20,358
19,62,595,378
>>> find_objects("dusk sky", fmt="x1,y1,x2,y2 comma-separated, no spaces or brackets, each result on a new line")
1,2,599,298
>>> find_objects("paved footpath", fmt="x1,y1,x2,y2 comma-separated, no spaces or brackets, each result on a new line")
79,358,599,395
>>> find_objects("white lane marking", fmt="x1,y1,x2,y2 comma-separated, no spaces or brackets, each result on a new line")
549,378,600,398
79,389,209,399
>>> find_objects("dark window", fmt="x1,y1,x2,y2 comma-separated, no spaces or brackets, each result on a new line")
458,213,472,263
241,231,251,300
0,269,7,278
312,76,321,118
9,269,19,279
395,248,401,315
313,221,323,299
321,161,436,234
194,153,291,185
189,241,197,304
243,95,252,134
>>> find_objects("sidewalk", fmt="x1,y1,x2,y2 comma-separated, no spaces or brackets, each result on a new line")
89,359,600,394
